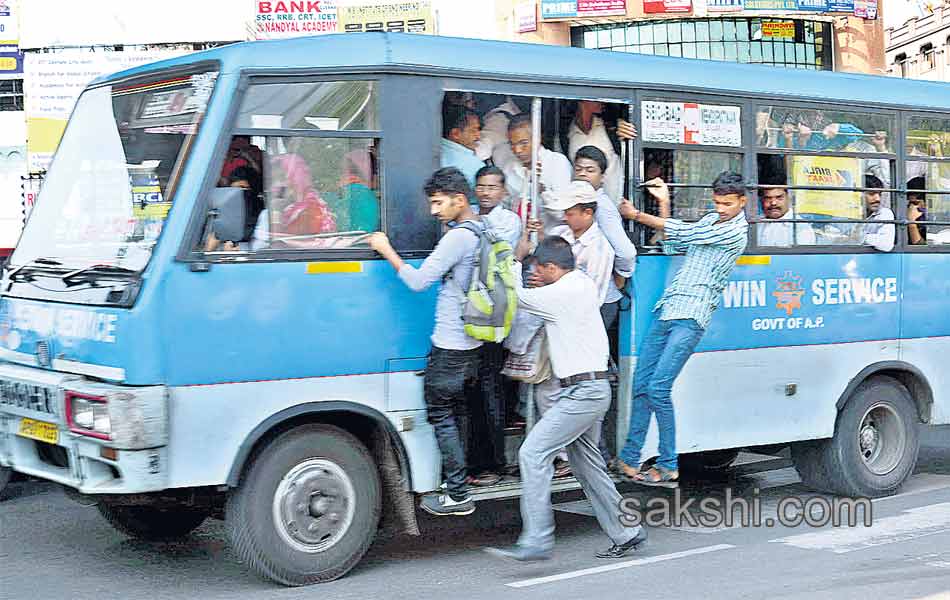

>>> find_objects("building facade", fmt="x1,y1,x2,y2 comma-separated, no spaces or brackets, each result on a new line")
495,0,886,74
886,1,950,81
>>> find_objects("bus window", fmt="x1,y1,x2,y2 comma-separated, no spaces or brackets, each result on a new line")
906,161,950,245
641,148,743,221
906,115,950,158
756,105,894,154
755,153,895,249
203,80,381,254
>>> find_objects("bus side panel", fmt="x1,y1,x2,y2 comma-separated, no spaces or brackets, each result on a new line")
626,253,901,456
166,377,440,492
900,251,950,424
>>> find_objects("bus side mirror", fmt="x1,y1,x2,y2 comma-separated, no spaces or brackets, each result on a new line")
209,187,246,242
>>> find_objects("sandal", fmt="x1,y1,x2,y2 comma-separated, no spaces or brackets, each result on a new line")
553,459,572,478
615,459,642,481
634,466,679,485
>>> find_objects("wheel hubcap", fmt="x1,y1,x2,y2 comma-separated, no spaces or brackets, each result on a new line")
273,458,356,553
858,402,906,477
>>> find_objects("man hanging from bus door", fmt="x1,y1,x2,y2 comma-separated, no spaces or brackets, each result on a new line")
572,145,638,467
486,236,647,562
368,167,483,516
616,172,749,485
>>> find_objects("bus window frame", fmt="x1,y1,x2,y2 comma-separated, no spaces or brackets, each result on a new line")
634,90,752,251
900,110,950,253
745,99,901,255
180,71,387,264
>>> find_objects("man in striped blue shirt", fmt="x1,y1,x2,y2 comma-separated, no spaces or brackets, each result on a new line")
616,172,748,485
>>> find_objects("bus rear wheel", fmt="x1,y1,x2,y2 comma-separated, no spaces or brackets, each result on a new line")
226,424,381,586
793,375,919,498
97,503,209,540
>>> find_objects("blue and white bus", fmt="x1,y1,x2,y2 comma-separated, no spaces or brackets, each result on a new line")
1,32,949,585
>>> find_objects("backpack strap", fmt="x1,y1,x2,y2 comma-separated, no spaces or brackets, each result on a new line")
441,220,483,285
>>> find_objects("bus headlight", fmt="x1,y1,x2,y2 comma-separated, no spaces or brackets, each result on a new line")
66,387,167,449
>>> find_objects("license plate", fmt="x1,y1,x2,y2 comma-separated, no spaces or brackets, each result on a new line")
18,417,59,444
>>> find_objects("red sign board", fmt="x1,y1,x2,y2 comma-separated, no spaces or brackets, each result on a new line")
643,0,691,14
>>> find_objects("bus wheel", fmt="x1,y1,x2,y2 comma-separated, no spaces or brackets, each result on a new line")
679,450,740,474
793,375,919,498
226,424,381,586
97,503,209,540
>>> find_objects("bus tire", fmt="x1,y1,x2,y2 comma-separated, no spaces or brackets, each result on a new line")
97,503,209,540
795,375,919,498
226,424,381,586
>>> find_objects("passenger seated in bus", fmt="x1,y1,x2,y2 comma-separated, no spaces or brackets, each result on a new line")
501,113,572,232
441,103,486,194
616,173,748,485
269,153,337,246
907,176,927,246
338,149,380,233
219,135,263,189
485,236,646,562
367,167,482,517
853,174,895,252
757,185,817,247
566,100,637,205
203,167,268,252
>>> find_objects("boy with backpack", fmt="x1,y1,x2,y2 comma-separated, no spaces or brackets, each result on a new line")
368,167,518,516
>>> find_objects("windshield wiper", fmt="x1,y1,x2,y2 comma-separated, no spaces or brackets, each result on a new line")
6,258,65,282
61,264,138,286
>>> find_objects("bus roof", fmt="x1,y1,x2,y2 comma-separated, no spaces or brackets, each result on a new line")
101,32,950,113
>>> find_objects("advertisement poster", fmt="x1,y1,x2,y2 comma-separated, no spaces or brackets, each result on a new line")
254,0,338,39
791,155,862,219
707,0,744,11
827,0,854,10
853,0,877,18
338,1,432,33
541,0,627,19
0,0,17,45
642,101,741,147
643,0,692,13
762,21,795,38
24,49,188,171
796,0,827,9
515,1,538,33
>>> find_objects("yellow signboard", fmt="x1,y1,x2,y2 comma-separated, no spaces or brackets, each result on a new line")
791,155,862,219
337,1,433,34
762,21,795,39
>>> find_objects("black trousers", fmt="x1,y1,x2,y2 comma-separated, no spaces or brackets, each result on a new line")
468,342,508,474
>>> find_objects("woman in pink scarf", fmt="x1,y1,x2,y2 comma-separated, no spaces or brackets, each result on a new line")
272,153,337,236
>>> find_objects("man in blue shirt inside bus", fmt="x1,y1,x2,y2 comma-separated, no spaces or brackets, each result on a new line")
441,104,486,197
368,167,482,516
617,172,748,484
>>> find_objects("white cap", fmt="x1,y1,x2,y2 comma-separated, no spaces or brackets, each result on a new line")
541,180,598,212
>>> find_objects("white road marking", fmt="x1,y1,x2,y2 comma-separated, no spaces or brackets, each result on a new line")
505,544,735,588
770,502,950,554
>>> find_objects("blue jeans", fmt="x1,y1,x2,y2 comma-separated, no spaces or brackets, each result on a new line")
619,318,705,471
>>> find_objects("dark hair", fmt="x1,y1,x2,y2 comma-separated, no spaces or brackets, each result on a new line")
442,104,479,139
424,167,473,199
907,176,926,191
476,165,505,184
574,145,607,174
711,171,746,196
508,113,533,133
532,236,575,270
229,166,253,183
865,174,884,190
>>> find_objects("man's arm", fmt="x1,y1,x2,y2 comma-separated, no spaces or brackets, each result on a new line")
618,177,671,234
595,191,637,268
510,261,558,322
368,230,471,291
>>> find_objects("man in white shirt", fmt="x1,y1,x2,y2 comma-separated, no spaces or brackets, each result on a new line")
477,96,521,166
757,186,817,247
858,174,895,252
567,100,637,205
475,166,522,248
485,236,646,562
500,113,573,233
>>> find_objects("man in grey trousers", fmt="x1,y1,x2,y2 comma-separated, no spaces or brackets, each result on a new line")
486,236,647,561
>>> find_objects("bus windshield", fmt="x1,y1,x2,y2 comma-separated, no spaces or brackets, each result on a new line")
11,69,218,273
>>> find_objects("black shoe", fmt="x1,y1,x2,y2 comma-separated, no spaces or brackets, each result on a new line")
484,544,552,562
595,528,648,558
